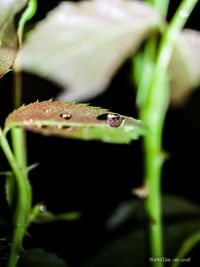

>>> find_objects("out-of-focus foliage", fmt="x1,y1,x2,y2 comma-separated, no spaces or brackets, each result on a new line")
18,249,68,267
81,196,200,267
14,0,200,106
170,29,200,106
15,0,162,100
0,0,28,77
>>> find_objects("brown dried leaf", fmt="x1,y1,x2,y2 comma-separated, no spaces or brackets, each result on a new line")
16,0,162,100
0,24,18,77
5,101,146,144
0,0,28,77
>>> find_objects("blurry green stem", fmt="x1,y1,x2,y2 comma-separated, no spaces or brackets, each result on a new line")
12,67,27,170
0,128,31,267
146,0,170,17
137,0,198,266
18,0,38,46
12,0,38,167
6,1,38,266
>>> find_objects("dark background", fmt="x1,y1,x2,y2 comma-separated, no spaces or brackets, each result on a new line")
0,1,200,266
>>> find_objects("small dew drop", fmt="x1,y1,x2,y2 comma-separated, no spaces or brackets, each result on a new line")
40,204,47,213
179,9,189,18
107,114,125,128
60,113,72,120
23,118,33,125
36,123,42,128
44,108,52,113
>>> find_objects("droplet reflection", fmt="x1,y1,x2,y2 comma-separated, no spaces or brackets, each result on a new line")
107,114,125,127
60,113,72,120
179,9,189,18
40,204,47,213
44,108,52,113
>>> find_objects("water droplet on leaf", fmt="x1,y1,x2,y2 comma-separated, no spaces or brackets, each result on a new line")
36,123,42,128
179,9,189,18
60,113,72,120
40,204,47,213
44,108,52,113
107,114,125,127
23,118,33,125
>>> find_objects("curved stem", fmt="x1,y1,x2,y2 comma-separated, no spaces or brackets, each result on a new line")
18,0,38,46
12,67,27,171
6,2,38,265
137,0,198,266
0,128,31,267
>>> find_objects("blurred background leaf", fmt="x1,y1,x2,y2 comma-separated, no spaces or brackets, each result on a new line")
80,195,200,267
16,0,162,100
0,0,28,77
170,29,200,106
18,249,68,267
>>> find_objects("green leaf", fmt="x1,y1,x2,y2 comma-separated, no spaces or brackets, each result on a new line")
0,0,28,77
18,249,68,267
15,0,162,100
5,100,147,144
34,210,81,223
169,29,200,106
29,203,81,224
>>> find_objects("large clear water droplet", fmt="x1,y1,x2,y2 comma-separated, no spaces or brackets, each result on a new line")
107,114,125,127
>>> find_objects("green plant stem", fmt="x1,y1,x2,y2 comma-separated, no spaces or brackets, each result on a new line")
146,0,170,17
0,128,31,267
6,2,38,265
134,36,157,108
18,0,38,46
11,64,28,267
11,129,27,169
12,67,27,170
138,0,198,266
171,231,200,267
12,0,38,169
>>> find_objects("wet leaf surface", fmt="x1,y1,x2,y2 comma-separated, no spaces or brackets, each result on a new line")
5,101,146,144
16,0,162,100
170,29,200,106
0,0,28,77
